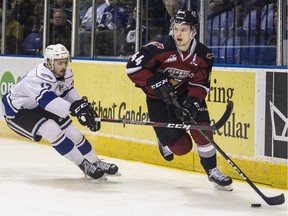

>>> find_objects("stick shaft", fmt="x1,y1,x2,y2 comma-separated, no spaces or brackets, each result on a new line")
97,101,233,131
99,118,216,130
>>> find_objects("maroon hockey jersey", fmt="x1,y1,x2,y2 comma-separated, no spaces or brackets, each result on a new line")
126,36,214,102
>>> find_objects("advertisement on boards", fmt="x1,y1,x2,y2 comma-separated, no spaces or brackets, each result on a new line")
265,71,288,159
207,70,255,157
71,63,256,157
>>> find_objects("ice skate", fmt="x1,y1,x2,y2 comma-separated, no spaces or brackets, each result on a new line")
207,168,233,191
95,160,120,176
78,159,106,180
158,141,174,161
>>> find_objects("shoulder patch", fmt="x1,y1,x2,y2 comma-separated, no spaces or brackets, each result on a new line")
40,73,53,80
35,64,57,83
206,53,215,59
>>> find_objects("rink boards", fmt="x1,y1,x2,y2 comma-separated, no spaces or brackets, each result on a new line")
0,56,287,189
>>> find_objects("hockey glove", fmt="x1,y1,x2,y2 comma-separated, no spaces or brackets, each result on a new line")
175,97,201,123
70,99,101,132
147,73,174,105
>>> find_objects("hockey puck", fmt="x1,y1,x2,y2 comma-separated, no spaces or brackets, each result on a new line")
251,203,261,207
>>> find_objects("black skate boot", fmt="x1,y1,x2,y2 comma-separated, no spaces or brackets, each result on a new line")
95,160,119,175
158,141,174,161
78,159,105,179
206,167,233,191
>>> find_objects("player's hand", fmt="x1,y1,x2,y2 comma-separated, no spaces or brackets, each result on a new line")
175,97,200,123
70,99,101,132
147,73,174,105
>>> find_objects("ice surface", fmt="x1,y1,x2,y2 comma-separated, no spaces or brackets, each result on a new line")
0,138,287,216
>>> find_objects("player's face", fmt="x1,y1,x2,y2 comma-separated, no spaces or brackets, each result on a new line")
172,24,196,51
53,59,69,78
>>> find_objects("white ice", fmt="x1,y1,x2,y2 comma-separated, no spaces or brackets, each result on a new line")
0,138,287,216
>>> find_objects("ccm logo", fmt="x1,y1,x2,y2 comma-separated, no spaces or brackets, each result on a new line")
75,102,88,114
151,79,168,89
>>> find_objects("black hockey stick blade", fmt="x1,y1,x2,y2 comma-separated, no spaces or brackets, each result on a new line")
214,100,234,130
227,155,286,206
263,193,285,206
169,96,285,206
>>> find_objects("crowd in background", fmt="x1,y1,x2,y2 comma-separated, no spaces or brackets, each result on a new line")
0,0,287,65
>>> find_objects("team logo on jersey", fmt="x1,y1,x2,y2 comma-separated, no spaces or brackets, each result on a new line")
55,82,68,95
164,54,177,63
206,53,215,59
164,67,191,79
145,41,164,49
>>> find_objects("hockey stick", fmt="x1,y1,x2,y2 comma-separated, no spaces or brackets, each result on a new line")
171,97,285,206
96,101,233,131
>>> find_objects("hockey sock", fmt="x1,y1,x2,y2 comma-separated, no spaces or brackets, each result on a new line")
197,143,217,170
51,133,84,165
64,124,99,163
76,137,99,163
200,153,217,171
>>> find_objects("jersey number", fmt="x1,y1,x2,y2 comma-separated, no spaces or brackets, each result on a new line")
131,52,144,66
41,83,52,90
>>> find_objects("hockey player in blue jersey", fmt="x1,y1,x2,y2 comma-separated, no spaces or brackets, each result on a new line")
1,44,119,179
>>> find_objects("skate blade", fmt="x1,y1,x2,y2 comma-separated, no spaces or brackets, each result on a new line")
212,182,233,191
95,175,107,181
106,172,122,177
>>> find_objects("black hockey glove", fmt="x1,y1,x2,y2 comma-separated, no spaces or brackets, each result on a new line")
147,73,174,105
70,99,101,132
175,97,201,123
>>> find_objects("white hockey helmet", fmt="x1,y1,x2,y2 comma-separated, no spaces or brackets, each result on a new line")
44,44,70,70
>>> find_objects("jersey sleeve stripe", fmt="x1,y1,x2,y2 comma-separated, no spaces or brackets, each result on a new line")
126,66,143,75
37,91,58,109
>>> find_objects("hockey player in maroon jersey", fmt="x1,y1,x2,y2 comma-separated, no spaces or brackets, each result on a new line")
126,10,232,190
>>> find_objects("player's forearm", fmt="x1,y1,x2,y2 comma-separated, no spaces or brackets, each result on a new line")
44,97,71,118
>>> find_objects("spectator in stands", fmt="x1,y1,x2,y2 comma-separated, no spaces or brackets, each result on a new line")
77,0,108,56
164,0,184,17
208,0,244,27
95,0,129,55
11,0,34,26
96,0,129,31
0,8,23,54
258,2,287,65
11,0,37,38
50,0,73,28
33,0,44,32
41,9,71,51
80,0,107,31
79,0,91,22
120,6,150,56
